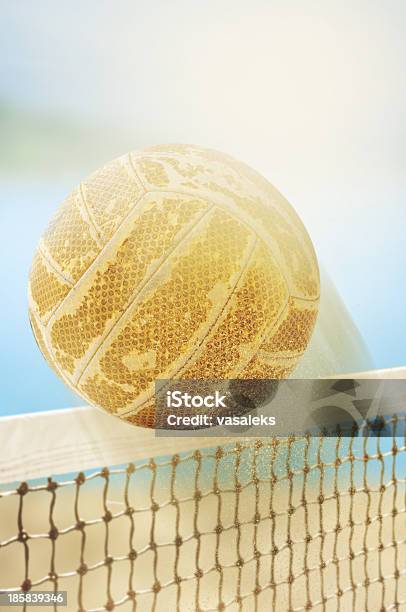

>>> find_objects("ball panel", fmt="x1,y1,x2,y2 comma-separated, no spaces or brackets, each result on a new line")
200,144,319,297
42,188,100,283
78,207,254,415
48,193,209,382
78,371,134,414
29,251,71,320
225,192,318,300
179,242,288,380
260,297,319,357
135,156,171,188
53,345,75,375
133,145,319,301
228,205,317,302
81,156,144,242
126,403,156,428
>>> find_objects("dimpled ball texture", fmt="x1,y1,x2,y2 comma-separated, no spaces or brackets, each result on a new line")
28,144,320,428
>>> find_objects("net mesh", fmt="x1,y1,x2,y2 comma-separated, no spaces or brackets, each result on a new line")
0,416,405,612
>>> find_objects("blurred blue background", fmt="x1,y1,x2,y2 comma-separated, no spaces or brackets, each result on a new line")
1,0,405,416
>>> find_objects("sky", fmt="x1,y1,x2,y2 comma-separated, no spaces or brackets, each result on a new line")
1,0,405,415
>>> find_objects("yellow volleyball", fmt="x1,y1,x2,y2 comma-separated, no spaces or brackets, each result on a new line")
28,144,320,427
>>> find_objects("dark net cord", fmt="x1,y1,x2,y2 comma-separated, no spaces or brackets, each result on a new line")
0,415,405,612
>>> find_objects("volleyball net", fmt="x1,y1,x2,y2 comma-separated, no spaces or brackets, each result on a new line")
0,374,405,611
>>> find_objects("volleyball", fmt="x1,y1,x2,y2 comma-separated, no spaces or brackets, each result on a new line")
28,144,320,427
